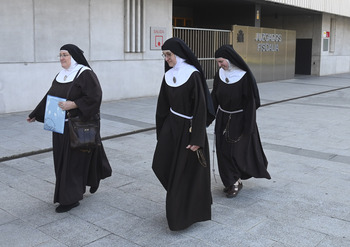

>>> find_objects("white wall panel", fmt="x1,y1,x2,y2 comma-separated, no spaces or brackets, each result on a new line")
0,0,34,62
266,0,350,17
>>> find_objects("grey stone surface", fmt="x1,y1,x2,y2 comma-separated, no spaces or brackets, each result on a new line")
0,219,52,247
0,73,350,246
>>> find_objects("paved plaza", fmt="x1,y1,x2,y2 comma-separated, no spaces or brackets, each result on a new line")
0,73,350,246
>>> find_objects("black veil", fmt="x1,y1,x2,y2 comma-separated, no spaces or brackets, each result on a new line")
215,45,261,109
162,37,215,121
60,44,91,68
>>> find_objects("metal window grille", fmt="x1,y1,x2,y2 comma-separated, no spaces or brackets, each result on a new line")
173,27,231,80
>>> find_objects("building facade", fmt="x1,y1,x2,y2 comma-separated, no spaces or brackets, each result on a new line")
263,0,350,77
0,0,172,113
174,0,350,77
1,0,350,113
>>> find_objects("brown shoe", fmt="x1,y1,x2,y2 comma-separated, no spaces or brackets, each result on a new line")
226,182,243,198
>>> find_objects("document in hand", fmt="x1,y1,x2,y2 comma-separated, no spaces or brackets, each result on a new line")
44,95,66,134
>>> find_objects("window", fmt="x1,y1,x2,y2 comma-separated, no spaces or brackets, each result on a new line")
323,38,329,52
173,17,193,27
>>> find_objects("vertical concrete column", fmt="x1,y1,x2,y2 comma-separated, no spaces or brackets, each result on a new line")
125,0,131,52
124,0,145,53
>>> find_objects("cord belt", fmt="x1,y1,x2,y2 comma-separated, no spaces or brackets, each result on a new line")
170,108,193,119
218,105,243,114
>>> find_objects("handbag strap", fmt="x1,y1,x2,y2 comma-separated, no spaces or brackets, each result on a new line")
66,67,84,99
66,67,84,118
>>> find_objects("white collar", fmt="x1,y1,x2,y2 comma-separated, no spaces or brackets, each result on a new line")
219,60,246,84
165,56,198,87
56,64,90,83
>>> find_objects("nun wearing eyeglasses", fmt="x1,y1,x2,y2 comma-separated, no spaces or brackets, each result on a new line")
208,44,270,199
152,37,215,231
27,44,112,213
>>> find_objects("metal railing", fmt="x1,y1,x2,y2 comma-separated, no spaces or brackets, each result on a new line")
173,27,231,80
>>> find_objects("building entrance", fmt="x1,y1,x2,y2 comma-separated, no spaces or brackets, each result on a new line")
295,39,312,75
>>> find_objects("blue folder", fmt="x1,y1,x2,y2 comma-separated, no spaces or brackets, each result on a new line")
44,95,66,134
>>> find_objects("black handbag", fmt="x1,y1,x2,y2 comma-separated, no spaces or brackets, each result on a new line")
68,114,100,149
66,67,100,149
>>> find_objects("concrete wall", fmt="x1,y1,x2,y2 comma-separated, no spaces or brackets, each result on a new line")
319,13,350,76
265,0,350,18
261,12,350,76
263,14,322,76
0,0,172,114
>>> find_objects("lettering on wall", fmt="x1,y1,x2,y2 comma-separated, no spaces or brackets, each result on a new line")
255,33,282,52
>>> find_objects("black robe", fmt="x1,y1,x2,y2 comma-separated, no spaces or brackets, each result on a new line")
29,69,112,205
211,73,270,188
152,71,211,231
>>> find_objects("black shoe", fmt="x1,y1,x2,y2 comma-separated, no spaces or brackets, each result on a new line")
226,182,243,198
90,186,98,194
223,186,230,193
55,202,80,213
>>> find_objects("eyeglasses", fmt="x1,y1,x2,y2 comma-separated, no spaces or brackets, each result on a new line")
161,52,173,59
58,54,70,58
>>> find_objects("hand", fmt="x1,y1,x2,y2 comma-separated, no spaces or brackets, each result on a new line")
27,117,35,123
186,145,200,152
58,100,77,111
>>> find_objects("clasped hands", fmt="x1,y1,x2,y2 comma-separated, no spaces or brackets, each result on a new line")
186,145,200,152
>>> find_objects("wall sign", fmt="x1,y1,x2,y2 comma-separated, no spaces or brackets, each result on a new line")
150,27,166,50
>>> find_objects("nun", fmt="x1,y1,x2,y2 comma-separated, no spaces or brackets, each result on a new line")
208,44,270,198
27,44,112,213
152,37,215,231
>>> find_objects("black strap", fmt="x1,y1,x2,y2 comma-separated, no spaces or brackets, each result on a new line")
66,67,84,99
65,67,84,118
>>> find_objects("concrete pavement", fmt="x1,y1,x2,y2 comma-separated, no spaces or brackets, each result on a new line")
1,73,350,246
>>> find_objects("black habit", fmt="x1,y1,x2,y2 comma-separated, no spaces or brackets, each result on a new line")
210,45,270,188
152,71,212,231
29,69,112,205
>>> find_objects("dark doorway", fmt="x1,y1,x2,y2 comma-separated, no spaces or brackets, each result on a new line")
295,39,312,75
